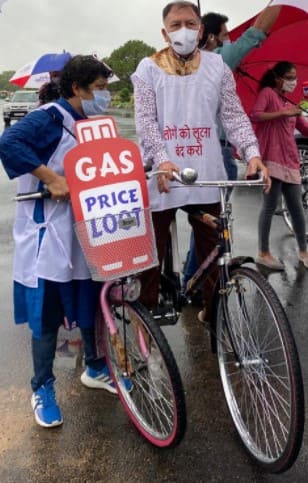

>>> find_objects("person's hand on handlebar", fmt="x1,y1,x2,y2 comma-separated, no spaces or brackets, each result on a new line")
46,175,70,201
245,156,271,193
156,161,180,193
32,165,70,201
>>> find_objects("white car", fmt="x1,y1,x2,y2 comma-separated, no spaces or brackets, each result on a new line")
3,90,39,128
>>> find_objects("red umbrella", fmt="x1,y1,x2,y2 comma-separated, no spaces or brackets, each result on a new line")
230,5,308,114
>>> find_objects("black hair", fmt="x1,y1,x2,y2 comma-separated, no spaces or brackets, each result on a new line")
199,12,228,47
38,81,60,105
163,1,200,21
60,55,113,99
259,61,296,90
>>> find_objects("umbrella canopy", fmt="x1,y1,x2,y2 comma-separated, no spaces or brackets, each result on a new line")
9,52,72,88
10,53,119,88
230,5,308,114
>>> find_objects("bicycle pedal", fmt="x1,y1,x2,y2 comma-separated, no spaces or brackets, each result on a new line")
150,307,180,326
179,292,189,307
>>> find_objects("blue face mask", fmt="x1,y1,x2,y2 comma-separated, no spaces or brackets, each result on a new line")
81,89,111,117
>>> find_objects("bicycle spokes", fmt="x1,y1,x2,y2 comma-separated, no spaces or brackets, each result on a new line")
104,302,186,447
216,267,304,472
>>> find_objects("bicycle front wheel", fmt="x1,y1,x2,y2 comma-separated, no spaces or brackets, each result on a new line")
216,267,304,473
102,301,186,447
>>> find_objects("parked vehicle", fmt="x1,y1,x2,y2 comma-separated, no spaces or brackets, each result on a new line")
3,90,39,127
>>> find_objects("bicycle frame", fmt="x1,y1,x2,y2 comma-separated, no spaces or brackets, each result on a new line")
168,179,262,359
176,184,253,299
99,277,152,368
184,187,230,297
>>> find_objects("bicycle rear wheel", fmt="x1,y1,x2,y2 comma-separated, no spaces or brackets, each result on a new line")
102,300,186,447
216,267,304,473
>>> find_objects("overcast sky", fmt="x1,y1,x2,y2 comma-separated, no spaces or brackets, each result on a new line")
0,0,268,72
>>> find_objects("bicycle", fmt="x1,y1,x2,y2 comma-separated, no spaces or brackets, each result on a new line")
281,145,308,237
14,189,186,448
153,167,305,473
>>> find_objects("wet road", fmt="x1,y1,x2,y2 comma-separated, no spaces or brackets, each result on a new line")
1,110,308,482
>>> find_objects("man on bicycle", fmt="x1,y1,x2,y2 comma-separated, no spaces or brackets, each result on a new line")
131,1,270,318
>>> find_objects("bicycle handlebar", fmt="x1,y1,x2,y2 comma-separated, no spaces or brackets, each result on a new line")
13,189,51,202
13,168,265,202
147,167,266,188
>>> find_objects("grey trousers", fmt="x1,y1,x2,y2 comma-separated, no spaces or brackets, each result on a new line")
258,178,307,253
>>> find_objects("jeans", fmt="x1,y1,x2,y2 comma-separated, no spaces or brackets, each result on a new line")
31,327,105,391
258,178,306,253
31,280,104,391
182,231,198,288
222,145,238,201
222,145,238,183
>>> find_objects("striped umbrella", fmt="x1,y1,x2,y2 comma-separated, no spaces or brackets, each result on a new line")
9,52,72,88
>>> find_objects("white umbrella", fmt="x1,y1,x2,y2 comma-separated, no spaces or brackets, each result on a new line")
9,52,72,88
270,0,308,12
102,61,120,83
108,72,120,84
13,72,51,89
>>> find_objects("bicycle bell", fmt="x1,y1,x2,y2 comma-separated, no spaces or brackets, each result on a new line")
181,167,198,184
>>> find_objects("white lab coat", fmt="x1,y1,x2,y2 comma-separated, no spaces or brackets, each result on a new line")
13,103,90,288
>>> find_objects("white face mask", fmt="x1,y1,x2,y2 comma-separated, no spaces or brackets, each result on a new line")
282,79,297,93
81,90,111,117
168,26,199,56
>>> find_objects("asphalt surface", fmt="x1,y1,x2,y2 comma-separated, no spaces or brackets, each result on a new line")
1,110,308,482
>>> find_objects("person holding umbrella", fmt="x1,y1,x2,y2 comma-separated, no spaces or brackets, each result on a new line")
200,4,281,178
0,55,131,429
251,61,308,269
38,70,68,105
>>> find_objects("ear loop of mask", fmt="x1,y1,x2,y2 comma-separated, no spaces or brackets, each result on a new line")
199,33,213,50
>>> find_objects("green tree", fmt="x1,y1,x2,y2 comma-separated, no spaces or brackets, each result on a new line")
119,87,131,103
104,40,156,93
0,71,18,92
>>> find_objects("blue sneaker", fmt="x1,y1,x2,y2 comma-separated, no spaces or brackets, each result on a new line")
118,374,134,394
81,365,133,394
31,379,63,428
